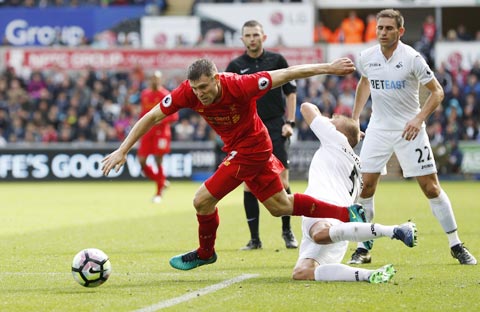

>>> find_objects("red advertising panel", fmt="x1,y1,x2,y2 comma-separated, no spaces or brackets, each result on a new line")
5,47,324,71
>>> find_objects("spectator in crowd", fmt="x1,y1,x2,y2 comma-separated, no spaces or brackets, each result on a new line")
463,73,480,99
337,73,357,110
364,14,377,43
421,15,437,46
462,93,479,131
435,62,454,94
313,21,334,44
339,10,365,43
444,83,465,111
445,28,458,41
26,71,47,101
415,14,437,66
470,60,480,80
174,117,195,141
456,24,473,41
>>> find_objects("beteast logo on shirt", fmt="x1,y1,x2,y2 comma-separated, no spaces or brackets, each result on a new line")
240,68,250,74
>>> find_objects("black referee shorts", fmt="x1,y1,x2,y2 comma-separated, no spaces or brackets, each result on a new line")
263,117,290,169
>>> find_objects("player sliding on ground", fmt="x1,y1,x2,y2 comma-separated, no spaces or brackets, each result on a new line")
102,58,366,271
291,103,417,283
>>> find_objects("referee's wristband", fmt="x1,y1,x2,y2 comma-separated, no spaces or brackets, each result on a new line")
285,120,296,128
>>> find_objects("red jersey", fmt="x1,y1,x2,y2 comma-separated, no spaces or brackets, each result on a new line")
140,86,178,130
138,86,178,157
160,72,273,163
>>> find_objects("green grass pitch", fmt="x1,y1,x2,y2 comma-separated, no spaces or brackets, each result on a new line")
0,180,479,311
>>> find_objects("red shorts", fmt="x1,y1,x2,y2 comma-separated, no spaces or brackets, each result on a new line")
137,128,171,157
205,153,284,202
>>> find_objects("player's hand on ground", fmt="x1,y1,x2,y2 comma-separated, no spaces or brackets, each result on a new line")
329,58,356,75
102,150,127,176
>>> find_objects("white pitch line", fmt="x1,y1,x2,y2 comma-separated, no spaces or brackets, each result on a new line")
133,273,259,312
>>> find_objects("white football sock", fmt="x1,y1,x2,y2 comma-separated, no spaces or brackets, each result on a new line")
356,196,375,249
314,263,371,282
359,196,375,222
329,223,395,243
429,190,461,247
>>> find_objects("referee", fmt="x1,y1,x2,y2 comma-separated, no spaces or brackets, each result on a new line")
225,20,298,250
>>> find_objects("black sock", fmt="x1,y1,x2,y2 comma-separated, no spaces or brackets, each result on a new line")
244,191,260,240
282,187,291,231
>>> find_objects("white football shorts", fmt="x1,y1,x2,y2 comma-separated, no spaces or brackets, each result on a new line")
297,217,348,265
360,127,437,178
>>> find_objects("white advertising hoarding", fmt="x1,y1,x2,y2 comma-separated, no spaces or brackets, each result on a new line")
316,0,478,8
141,16,201,48
325,42,376,64
195,3,315,47
435,41,480,70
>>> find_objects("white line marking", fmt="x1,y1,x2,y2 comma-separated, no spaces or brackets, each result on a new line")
133,273,259,312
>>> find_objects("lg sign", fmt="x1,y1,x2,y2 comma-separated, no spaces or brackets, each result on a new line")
5,19,85,46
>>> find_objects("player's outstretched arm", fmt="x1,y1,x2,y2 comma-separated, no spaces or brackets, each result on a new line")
269,58,355,89
300,102,321,126
102,105,166,176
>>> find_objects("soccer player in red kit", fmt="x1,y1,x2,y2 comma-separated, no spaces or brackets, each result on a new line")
137,71,178,203
102,58,364,271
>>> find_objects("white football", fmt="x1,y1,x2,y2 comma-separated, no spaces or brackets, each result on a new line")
71,248,112,287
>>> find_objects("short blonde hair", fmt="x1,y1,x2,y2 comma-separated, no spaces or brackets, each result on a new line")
332,115,360,148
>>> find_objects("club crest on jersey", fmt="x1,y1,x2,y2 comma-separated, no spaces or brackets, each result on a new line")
258,77,269,90
162,94,172,107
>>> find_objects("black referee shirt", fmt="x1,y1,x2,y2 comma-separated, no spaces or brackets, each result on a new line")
225,50,297,121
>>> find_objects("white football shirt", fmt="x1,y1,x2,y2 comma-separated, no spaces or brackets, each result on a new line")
303,116,362,207
357,41,435,130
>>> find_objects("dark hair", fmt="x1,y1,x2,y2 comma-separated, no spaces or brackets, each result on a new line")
187,58,218,81
376,9,404,29
242,20,264,34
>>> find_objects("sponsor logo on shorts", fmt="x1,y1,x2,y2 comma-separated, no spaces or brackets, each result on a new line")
421,164,434,170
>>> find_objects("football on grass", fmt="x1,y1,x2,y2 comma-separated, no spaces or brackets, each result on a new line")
71,248,112,287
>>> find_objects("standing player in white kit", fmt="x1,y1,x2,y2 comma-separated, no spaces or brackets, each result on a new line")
349,9,476,265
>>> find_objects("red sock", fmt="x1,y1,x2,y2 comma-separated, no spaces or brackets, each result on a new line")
155,166,166,195
196,208,219,259
141,165,157,181
292,193,349,222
